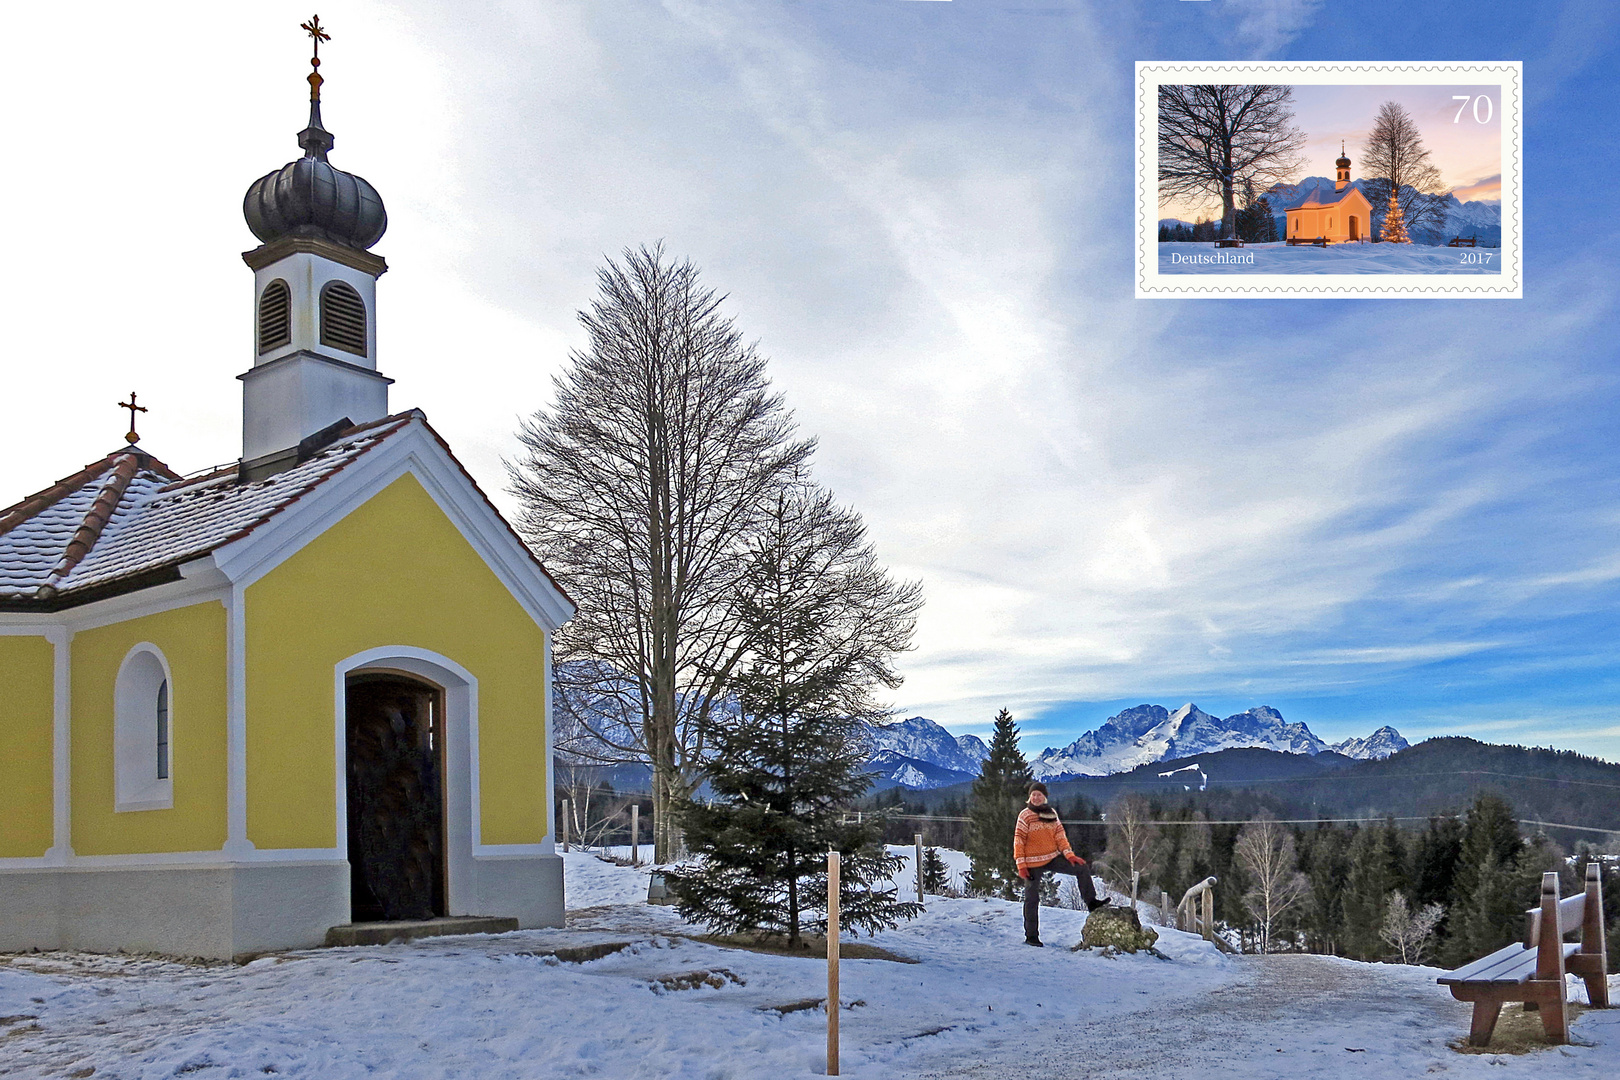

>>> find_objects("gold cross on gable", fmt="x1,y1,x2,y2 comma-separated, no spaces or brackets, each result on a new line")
117,392,148,445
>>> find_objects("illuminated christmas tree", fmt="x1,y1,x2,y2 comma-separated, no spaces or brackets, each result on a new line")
1381,190,1411,243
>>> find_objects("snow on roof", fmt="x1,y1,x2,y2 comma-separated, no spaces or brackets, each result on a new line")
0,414,413,608
1275,179,1372,211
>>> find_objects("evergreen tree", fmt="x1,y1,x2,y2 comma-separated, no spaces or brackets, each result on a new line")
1299,823,1353,955
965,708,1033,899
667,474,923,946
1343,819,1406,959
921,846,950,894
1380,189,1411,243
1441,794,1525,965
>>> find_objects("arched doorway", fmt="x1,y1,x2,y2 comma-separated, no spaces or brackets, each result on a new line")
345,672,446,921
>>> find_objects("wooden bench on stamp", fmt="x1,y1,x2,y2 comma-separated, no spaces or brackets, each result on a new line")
1447,235,1479,247
1214,238,1245,248
1285,236,1328,247
1437,864,1609,1046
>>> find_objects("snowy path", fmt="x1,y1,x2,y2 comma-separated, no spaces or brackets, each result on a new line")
904,953,1618,1079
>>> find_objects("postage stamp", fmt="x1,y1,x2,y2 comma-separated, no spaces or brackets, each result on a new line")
1136,62,1521,299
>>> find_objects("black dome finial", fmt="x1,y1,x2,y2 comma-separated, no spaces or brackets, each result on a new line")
243,16,387,251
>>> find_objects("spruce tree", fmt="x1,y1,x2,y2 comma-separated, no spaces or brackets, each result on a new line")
666,474,922,946
1380,190,1411,243
921,846,950,894
1442,794,1525,965
965,708,1033,899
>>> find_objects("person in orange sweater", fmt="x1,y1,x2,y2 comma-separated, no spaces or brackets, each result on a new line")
1015,781,1109,946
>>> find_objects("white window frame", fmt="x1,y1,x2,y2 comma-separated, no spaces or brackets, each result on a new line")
115,643,174,812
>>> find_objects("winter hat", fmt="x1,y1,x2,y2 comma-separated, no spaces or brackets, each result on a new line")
1027,781,1049,797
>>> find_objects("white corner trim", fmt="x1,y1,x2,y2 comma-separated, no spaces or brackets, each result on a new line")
212,421,574,630
223,582,252,857
542,629,556,856
46,624,72,864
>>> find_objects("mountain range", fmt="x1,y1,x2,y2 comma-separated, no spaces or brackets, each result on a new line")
1260,176,1501,246
863,705,1406,789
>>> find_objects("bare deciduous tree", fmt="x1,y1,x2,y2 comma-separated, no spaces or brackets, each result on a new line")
1361,101,1449,243
1380,892,1446,964
1234,812,1310,953
1159,84,1307,240
1101,794,1161,896
509,244,813,862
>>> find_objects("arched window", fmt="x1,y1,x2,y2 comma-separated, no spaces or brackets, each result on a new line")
258,279,291,354
115,645,173,812
320,281,368,358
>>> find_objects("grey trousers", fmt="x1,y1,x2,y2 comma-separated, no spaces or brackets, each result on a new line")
1023,856,1099,940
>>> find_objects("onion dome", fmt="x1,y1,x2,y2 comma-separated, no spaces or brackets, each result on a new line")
1336,141,1351,170
243,42,386,251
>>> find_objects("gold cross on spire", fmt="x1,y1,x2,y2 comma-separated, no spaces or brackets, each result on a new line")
117,392,148,445
301,15,330,102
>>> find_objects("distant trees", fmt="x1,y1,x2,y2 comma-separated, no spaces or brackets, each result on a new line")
1158,84,1307,240
1234,812,1310,953
1101,794,1162,898
1381,893,1446,965
965,709,1033,899
1236,181,1279,243
1361,101,1449,243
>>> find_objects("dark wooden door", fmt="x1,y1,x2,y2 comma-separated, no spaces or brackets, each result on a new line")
345,674,445,922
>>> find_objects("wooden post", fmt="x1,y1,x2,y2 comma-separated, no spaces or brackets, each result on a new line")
1160,890,1171,926
1202,887,1214,942
561,798,571,853
631,804,640,865
827,849,840,1076
915,834,925,907
1581,861,1609,1007
1534,872,1569,1043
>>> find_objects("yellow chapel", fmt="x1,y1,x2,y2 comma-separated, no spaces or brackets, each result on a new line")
1284,146,1375,244
0,28,574,959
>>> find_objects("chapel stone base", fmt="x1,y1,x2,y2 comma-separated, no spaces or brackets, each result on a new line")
0,853,563,961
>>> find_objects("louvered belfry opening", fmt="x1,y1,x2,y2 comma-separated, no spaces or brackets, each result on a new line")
320,280,368,357
257,279,292,353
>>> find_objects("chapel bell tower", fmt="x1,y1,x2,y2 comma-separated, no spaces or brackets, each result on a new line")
239,16,391,478
1335,142,1352,192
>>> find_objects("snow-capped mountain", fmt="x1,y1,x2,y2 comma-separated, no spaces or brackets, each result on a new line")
1030,703,1333,779
864,716,990,776
1329,725,1409,760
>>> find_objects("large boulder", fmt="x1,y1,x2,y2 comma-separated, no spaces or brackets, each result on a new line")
1078,906,1159,953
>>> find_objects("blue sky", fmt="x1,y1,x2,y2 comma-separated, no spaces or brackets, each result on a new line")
2,1,1618,760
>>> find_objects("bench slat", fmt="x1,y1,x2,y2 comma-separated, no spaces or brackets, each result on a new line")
1440,941,1578,986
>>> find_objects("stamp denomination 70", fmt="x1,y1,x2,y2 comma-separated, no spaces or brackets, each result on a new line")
1136,62,1521,299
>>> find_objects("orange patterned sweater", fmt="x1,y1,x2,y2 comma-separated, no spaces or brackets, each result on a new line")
1014,806,1079,870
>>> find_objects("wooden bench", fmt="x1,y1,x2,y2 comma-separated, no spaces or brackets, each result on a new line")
1214,238,1245,248
1448,236,1478,247
1438,863,1609,1045
1285,236,1327,247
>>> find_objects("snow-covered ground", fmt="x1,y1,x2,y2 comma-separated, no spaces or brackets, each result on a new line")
1158,241,1503,275
1,851,1613,1078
